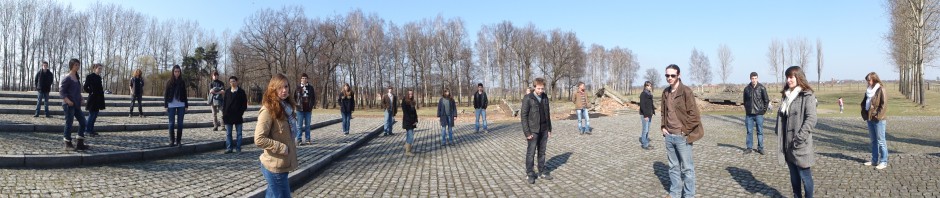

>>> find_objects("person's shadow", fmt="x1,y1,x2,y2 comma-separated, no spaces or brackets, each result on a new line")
726,167,784,197
545,152,573,173
653,161,670,192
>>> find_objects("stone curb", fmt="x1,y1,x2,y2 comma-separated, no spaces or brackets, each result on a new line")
0,99,210,107
242,121,387,198
0,118,343,168
0,107,260,117
0,117,260,133
0,92,176,102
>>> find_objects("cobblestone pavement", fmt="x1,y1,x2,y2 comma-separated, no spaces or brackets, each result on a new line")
0,114,338,155
294,114,940,197
0,118,383,197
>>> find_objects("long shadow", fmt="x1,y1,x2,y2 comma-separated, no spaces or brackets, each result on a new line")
653,161,670,192
930,153,940,158
563,112,608,120
725,167,784,197
545,152,572,173
818,152,866,163
816,120,940,151
717,143,747,152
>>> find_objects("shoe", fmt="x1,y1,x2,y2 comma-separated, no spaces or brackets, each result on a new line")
224,150,233,154
863,161,873,166
236,149,242,154
75,138,88,151
129,114,133,118
296,139,303,145
140,115,145,118
33,115,39,118
168,142,176,147
876,163,888,170
404,143,414,156
65,140,74,149
213,127,218,131
306,140,313,145
756,149,765,155
744,149,752,154
177,142,182,147
45,115,52,118
344,132,349,136
527,175,536,184
643,145,655,150
540,173,553,180
88,132,99,137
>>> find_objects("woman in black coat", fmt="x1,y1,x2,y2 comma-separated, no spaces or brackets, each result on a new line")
401,90,418,156
338,83,355,135
83,64,105,137
164,65,188,147
222,76,248,153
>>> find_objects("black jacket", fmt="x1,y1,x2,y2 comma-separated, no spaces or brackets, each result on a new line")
130,77,144,96
35,69,54,93
473,91,488,109
222,87,248,124
402,100,418,130
295,84,316,112
83,73,106,111
338,93,355,114
163,78,189,108
521,92,552,137
639,89,654,118
743,83,769,115
209,79,224,105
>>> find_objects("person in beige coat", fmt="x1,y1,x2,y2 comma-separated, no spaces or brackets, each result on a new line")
255,74,300,198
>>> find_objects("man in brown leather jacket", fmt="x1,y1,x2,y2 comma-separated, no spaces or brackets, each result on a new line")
660,64,703,198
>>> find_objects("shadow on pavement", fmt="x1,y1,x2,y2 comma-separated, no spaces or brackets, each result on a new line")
717,143,747,152
545,152,572,173
818,152,866,163
725,166,783,197
653,161,670,192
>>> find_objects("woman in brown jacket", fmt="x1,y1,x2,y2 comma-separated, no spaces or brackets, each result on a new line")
255,74,300,198
861,72,888,170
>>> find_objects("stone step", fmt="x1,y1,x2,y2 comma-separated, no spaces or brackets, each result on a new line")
0,91,206,102
0,110,264,133
0,97,211,107
0,105,261,117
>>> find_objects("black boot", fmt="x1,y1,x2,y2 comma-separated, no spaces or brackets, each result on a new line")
65,140,74,150
75,138,88,151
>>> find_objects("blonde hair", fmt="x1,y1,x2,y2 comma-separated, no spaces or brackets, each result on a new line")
133,69,142,78
262,74,296,120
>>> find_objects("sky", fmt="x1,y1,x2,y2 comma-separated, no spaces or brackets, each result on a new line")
69,0,940,85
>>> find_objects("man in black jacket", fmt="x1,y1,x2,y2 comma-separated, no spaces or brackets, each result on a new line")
521,78,553,184
34,61,54,118
639,81,655,150
295,73,316,144
742,72,769,155
473,83,489,133
222,76,248,154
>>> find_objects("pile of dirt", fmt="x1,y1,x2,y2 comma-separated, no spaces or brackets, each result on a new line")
594,97,631,115
696,97,744,112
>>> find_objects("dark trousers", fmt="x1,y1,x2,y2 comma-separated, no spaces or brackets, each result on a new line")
525,132,549,176
168,107,185,144
129,95,143,114
787,160,814,198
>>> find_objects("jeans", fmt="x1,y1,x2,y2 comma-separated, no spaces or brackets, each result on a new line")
744,114,765,150
226,124,243,152
87,110,99,134
296,111,312,141
129,95,143,115
35,92,50,116
525,132,549,176
867,120,888,165
62,104,87,141
384,111,394,135
665,134,695,198
167,107,185,144
640,116,651,148
341,112,352,134
475,109,488,132
211,105,222,128
787,160,814,198
440,117,454,145
260,163,291,198
576,108,590,133
406,129,415,144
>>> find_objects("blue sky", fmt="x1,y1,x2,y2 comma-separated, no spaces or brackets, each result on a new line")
70,0,940,85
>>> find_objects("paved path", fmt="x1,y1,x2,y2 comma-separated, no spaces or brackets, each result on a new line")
293,114,940,197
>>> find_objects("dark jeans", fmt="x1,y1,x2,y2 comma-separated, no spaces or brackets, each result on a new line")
62,104,87,141
226,124,243,151
167,107,185,144
129,95,143,115
35,91,50,116
341,112,352,134
745,114,765,150
525,132,549,176
87,110,99,134
787,160,814,198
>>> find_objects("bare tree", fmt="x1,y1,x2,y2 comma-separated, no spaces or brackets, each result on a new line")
717,44,734,85
688,47,712,88
644,68,661,89
767,39,783,85
816,38,823,89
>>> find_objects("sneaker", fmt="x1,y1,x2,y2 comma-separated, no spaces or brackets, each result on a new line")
223,150,233,154
527,176,536,184
65,141,74,149
744,149,752,154
643,145,655,150
540,173,553,180
756,149,765,155
306,140,313,145
213,127,218,131
863,161,873,166
33,115,39,118
876,163,888,170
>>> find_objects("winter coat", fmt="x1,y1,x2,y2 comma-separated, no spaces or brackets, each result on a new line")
744,83,770,115
775,90,817,168
35,69,54,93
402,100,418,130
83,73,106,112
222,87,248,125
295,84,316,112
660,80,704,143
437,97,457,127
860,86,888,122
473,91,488,109
640,89,655,118
339,93,355,114
163,78,189,108
521,92,552,137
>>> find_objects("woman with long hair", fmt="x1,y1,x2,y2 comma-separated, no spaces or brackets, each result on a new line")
775,66,817,198
402,89,418,156
83,63,105,137
164,65,188,147
861,72,889,170
338,83,355,135
254,74,300,198
437,88,457,146
129,69,145,117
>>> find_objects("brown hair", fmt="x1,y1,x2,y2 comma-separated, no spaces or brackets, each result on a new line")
866,72,882,87
133,69,142,78
403,89,415,106
262,74,296,120
780,66,814,97
533,78,546,86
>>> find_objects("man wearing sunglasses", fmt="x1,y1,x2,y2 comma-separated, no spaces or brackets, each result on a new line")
660,64,703,198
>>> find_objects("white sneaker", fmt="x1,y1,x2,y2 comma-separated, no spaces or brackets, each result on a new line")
863,161,873,166
876,163,888,170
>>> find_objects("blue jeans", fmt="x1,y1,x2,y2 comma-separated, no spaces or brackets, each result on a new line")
87,111,99,134
475,109,488,132
295,111,312,141
867,120,888,165
640,116,651,148
226,124,243,151
62,105,87,141
260,163,291,198
384,111,394,135
35,92,50,116
341,112,352,134
576,108,590,133
167,107,185,143
441,117,454,145
744,114,765,150
664,134,695,198
787,160,814,198
406,129,415,144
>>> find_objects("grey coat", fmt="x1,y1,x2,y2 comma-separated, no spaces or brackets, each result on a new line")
775,90,817,168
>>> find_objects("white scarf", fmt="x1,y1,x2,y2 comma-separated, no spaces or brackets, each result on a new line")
865,83,881,111
779,87,802,114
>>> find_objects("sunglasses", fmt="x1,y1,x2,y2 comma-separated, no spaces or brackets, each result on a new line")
665,74,678,78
